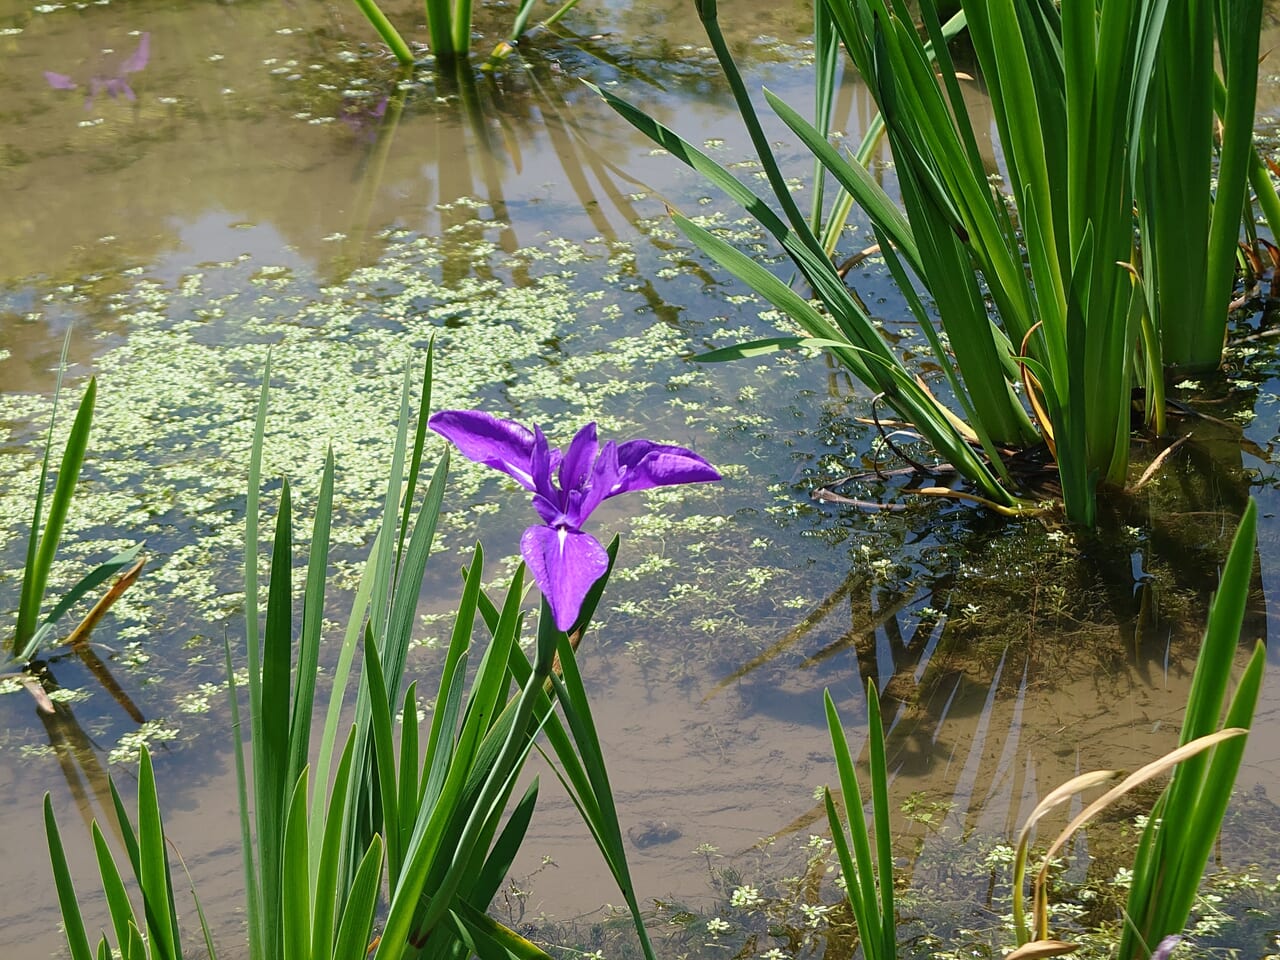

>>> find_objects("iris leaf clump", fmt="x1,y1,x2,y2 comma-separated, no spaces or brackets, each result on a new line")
601,0,1264,526
41,351,710,960
351,0,587,68
9,337,142,672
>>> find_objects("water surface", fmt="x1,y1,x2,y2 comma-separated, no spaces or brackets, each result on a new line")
1,3,1278,959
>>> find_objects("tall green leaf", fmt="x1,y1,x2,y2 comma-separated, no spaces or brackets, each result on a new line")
15,375,96,657
1118,500,1266,958
289,449,334,787
44,796,96,960
136,749,181,960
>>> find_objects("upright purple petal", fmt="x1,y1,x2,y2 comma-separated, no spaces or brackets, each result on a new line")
120,32,150,74
576,439,620,522
605,440,721,497
528,425,559,504
44,71,78,91
558,421,598,493
429,410,537,489
521,525,609,631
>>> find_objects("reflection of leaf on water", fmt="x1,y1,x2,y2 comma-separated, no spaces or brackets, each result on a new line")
523,48,669,245
704,570,929,700
44,32,151,110
17,556,148,723
702,569,862,701
1,554,147,844
65,643,144,724
28,663,130,848
15,562,149,842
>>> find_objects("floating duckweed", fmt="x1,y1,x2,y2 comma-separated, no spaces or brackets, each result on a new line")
5,215,774,753
108,720,179,764
46,688,91,704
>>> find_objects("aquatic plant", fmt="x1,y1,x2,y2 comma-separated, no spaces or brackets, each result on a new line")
595,4,1041,519
352,0,586,68
1115,499,1266,960
825,502,1264,960
1141,1,1262,371
8,343,141,671
11,373,96,664
599,0,1264,526
429,410,720,630
45,747,213,960
43,354,692,960
824,682,895,960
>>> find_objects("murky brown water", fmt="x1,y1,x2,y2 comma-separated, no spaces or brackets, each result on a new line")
2,2,1279,958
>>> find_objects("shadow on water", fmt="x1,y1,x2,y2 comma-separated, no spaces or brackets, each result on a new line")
681,395,1273,852
27,655,139,845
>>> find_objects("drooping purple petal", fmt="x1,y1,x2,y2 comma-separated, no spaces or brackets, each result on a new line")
429,410,537,489
1151,937,1182,960
605,440,721,497
45,71,78,91
120,32,150,74
521,525,609,631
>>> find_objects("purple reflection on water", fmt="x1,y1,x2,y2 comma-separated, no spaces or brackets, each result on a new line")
45,32,150,109
338,95,389,143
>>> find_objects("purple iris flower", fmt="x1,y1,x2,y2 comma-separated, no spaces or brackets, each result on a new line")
429,410,721,632
45,32,150,109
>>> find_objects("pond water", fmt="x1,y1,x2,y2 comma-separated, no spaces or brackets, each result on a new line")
2,2,1279,958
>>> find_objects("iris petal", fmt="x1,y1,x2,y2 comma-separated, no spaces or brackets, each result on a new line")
577,440,619,522
520,525,609,631
530,492,561,526
558,421,598,493
607,440,721,497
428,410,537,489
529,425,560,505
